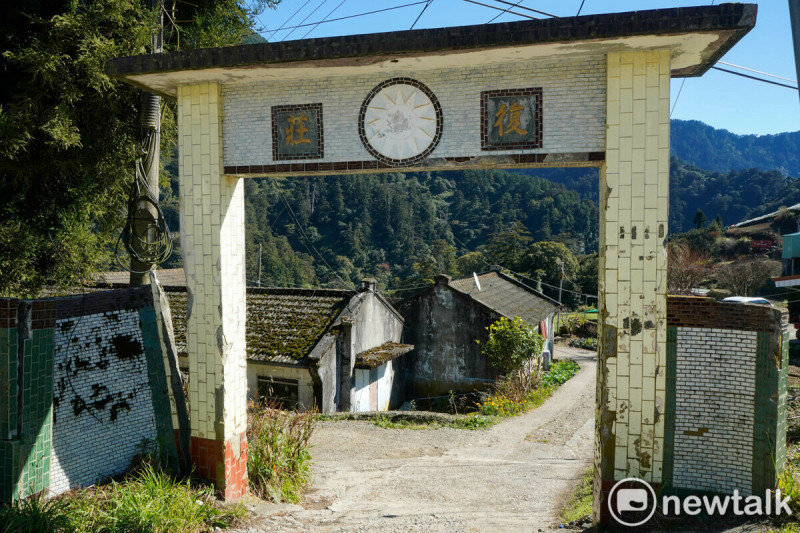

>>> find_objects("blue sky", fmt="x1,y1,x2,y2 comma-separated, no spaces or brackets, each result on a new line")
256,1,800,136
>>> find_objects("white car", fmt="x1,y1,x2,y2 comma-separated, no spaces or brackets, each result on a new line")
722,296,774,306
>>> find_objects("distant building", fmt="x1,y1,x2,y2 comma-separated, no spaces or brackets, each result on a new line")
397,266,559,398
99,271,412,413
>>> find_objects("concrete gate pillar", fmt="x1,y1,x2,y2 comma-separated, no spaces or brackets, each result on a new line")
177,82,248,499
594,50,670,523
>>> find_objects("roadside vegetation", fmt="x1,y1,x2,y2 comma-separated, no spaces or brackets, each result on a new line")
559,468,594,525
0,401,318,531
0,460,245,533
247,400,316,503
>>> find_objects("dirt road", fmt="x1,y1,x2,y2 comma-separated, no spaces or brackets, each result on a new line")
235,345,596,533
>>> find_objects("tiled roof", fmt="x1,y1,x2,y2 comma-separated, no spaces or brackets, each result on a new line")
355,342,414,369
97,269,187,288
166,287,351,364
449,270,558,326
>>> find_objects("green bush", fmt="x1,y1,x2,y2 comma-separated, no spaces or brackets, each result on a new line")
247,402,315,503
541,359,581,387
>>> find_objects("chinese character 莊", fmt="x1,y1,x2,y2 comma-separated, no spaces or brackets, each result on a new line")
284,113,312,146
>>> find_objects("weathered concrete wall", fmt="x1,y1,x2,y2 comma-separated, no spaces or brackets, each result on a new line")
0,288,177,502
245,361,315,410
222,55,606,168
663,296,789,497
398,282,500,398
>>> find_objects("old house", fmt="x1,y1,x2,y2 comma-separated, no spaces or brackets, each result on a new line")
397,266,558,398
101,272,411,413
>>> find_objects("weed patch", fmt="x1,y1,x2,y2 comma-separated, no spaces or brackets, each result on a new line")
0,463,245,533
247,401,315,503
559,468,594,524
479,359,580,418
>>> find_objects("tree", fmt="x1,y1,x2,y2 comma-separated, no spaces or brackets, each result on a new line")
0,0,277,296
667,243,710,295
522,241,579,304
715,259,781,296
693,209,707,229
478,316,544,394
482,222,532,271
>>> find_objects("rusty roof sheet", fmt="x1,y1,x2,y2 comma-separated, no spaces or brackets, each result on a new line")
166,287,351,364
449,271,558,326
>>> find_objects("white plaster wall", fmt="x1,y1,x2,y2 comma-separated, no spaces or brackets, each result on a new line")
353,369,370,412
222,55,606,166
352,362,393,412
673,327,756,495
376,362,392,411
350,293,404,358
50,311,157,495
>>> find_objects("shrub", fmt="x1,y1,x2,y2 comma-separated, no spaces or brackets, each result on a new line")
478,316,545,395
479,359,580,417
247,401,315,503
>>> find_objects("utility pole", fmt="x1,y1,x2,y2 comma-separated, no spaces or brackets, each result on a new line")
257,244,262,287
790,0,800,105
129,0,164,285
556,257,564,335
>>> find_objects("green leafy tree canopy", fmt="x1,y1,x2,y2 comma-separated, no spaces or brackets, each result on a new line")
0,0,277,296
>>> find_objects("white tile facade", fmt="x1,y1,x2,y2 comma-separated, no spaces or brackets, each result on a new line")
49,310,157,495
222,55,606,166
673,327,756,494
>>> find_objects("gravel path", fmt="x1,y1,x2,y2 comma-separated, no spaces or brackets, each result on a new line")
233,345,596,533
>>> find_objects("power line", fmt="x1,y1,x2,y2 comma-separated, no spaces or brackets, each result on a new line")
301,0,348,39
410,0,433,30
483,0,522,23
465,0,537,21
260,1,428,35
484,0,557,18
711,66,798,90
576,0,586,16
280,0,329,41
717,61,797,84
264,0,313,41
670,79,686,117
278,190,355,292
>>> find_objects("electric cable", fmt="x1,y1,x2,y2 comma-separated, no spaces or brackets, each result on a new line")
410,0,433,29
116,116,173,274
711,66,798,90
466,0,537,21
266,0,314,41
262,1,428,35
281,0,329,41
300,0,348,39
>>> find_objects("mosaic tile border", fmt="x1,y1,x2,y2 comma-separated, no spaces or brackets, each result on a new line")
357,77,443,167
480,87,543,151
271,103,324,161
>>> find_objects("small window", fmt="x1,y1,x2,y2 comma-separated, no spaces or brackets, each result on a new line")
257,376,299,410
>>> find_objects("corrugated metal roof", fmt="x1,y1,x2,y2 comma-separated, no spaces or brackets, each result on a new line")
449,271,558,325
166,287,350,364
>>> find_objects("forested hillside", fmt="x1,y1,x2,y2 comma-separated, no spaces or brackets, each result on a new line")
671,119,800,177
236,170,598,290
